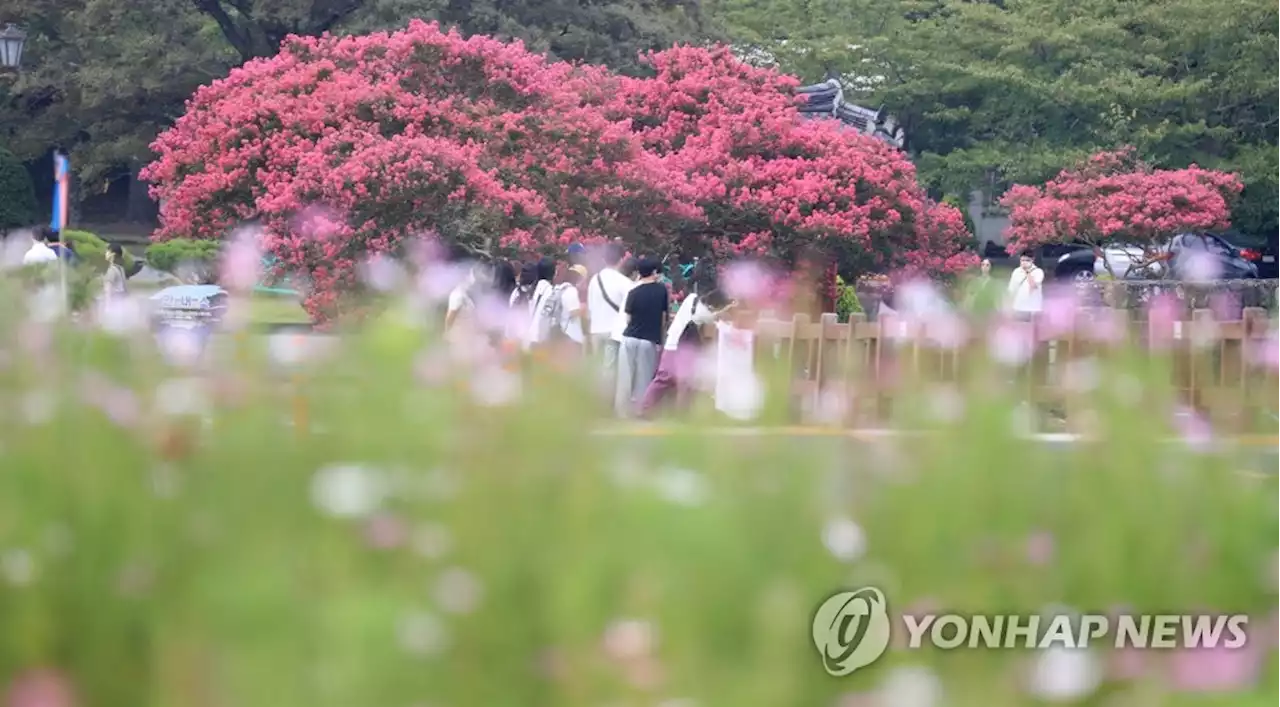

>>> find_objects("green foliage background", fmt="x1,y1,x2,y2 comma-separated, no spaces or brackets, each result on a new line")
0,146,39,230
712,0,1279,238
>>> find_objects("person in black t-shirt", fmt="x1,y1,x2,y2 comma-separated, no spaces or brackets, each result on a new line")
614,257,668,417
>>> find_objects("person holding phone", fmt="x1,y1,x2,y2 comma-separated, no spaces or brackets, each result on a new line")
1006,250,1044,319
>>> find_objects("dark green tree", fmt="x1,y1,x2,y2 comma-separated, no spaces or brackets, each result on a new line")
0,146,39,230
713,0,1279,237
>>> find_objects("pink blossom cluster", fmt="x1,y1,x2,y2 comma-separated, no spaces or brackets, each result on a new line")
1002,148,1242,253
144,22,974,322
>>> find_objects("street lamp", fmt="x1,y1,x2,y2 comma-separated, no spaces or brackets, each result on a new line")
0,23,26,71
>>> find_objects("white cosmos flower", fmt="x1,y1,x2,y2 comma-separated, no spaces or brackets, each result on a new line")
433,567,484,615
877,665,943,707
97,295,148,335
398,610,450,656
469,365,521,407
1,548,35,586
310,464,387,519
267,332,308,367
1026,647,1103,702
412,523,453,560
654,466,709,507
822,517,868,562
29,285,65,324
21,390,56,425
155,377,209,417
927,385,964,424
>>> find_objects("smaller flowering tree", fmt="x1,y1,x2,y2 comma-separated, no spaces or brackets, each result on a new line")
1001,148,1243,278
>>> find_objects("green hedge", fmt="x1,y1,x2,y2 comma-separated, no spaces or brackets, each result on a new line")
0,148,38,231
61,230,138,273
145,238,221,274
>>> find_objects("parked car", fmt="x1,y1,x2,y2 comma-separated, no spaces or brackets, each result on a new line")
1165,233,1259,280
1042,233,1260,282
1217,231,1277,279
1041,240,1164,280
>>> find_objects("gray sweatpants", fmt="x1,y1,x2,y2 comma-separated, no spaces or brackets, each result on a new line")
592,334,620,374
615,336,659,418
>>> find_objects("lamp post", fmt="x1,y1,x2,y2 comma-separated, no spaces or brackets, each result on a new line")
0,23,26,72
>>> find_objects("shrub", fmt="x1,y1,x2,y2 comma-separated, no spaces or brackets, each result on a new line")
145,238,222,274
60,230,138,273
0,147,38,231
834,275,863,322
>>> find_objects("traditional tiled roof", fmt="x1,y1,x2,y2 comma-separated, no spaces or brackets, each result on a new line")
796,79,904,149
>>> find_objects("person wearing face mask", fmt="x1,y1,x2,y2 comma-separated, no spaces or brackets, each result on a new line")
1006,250,1044,320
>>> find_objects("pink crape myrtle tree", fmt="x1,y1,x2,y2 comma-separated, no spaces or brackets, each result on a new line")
603,46,976,279
144,22,974,323
1001,148,1243,279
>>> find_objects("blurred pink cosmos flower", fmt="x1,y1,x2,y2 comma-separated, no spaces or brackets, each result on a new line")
1181,250,1222,283
1107,646,1148,681
1037,286,1078,341
363,513,408,549
4,669,76,707
220,226,262,293
291,205,345,241
1146,293,1181,350
603,619,657,662
1247,328,1278,370
1084,309,1125,344
1024,531,1056,566
988,318,1035,366
155,327,205,368
81,375,141,429
721,260,770,304
17,322,51,358
95,295,148,336
417,261,471,304
1168,632,1264,693
924,313,968,350
1172,405,1213,453
359,254,407,293
1209,291,1241,322
803,386,851,426
414,347,453,387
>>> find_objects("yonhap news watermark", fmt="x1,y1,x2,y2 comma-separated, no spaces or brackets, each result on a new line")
812,587,1253,677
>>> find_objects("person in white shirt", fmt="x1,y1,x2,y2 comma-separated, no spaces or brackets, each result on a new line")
505,259,549,344
445,262,492,335
636,287,734,417
586,243,633,373
525,264,587,352
22,228,58,266
521,257,564,351
1006,250,1044,318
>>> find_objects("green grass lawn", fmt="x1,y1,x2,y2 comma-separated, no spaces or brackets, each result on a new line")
247,292,312,325
133,283,312,326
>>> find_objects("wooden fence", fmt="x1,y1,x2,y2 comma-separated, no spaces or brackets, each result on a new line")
718,307,1278,434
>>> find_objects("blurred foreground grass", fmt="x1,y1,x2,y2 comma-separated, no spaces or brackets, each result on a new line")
0,289,1275,707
